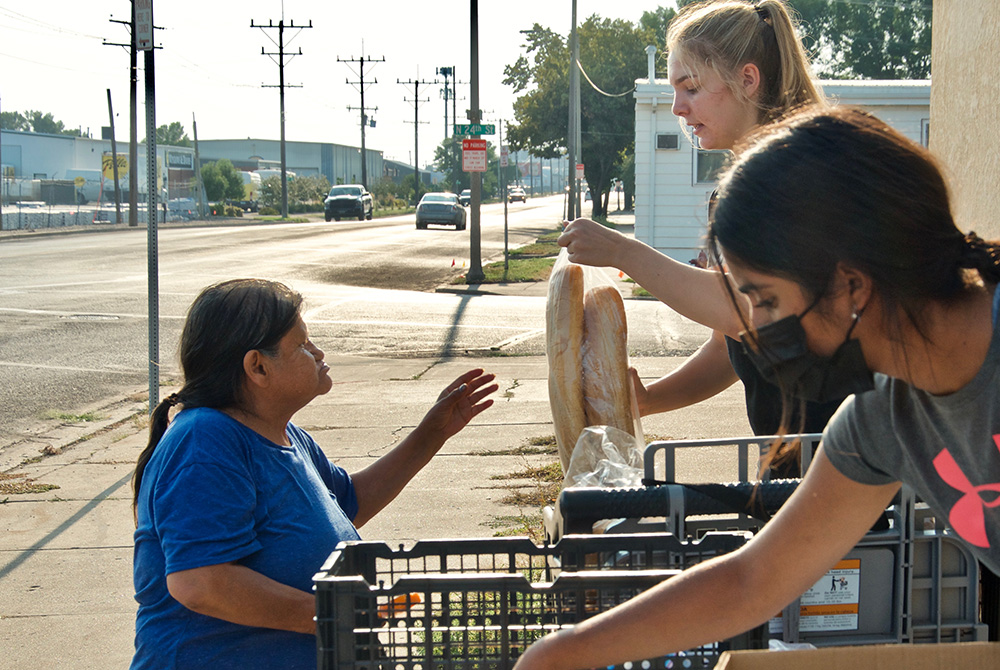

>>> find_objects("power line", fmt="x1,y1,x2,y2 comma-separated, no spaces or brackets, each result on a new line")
398,75,439,204
339,47,384,189
251,16,313,218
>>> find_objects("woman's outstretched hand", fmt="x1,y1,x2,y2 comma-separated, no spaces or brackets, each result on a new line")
423,369,498,440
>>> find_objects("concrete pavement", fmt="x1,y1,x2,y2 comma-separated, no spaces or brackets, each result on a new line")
0,210,752,669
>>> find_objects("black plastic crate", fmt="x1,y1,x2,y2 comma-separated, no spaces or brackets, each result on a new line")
314,533,765,670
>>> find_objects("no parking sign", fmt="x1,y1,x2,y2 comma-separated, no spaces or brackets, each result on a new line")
462,139,487,172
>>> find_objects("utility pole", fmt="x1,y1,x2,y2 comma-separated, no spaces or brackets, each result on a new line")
106,89,123,224
192,112,206,218
436,66,453,139
398,74,437,205
340,48,384,189
1,95,4,231
103,7,138,226
252,15,312,218
466,0,485,284
567,0,581,221
500,119,510,271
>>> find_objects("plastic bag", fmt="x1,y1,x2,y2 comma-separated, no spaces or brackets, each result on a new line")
564,425,645,489
546,249,644,473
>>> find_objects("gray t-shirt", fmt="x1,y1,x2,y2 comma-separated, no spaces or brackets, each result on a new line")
824,313,1000,575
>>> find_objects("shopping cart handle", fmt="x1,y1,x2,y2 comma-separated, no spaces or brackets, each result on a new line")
555,480,800,535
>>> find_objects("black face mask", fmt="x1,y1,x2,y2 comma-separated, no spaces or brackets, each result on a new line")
740,305,875,404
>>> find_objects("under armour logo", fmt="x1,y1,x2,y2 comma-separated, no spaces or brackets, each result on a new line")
932,435,1000,548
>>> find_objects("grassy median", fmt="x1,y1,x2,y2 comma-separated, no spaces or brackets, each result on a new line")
452,230,562,284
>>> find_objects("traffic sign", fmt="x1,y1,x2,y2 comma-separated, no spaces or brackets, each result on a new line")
453,123,496,136
462,139,488,172
500,145,509,168
576,163,585,179
135,0,153,51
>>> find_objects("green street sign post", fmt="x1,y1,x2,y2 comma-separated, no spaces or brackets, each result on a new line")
453,123,495,136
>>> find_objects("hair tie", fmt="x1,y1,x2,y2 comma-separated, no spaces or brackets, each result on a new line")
959,231,1000,270
164,393,181,407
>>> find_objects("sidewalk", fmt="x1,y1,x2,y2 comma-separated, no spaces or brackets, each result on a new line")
0,352,749,670
0,208,753,668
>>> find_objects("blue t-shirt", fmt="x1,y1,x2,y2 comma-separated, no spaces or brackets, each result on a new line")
131,407,361,670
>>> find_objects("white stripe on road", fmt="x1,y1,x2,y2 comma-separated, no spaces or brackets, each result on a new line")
0,361,145,375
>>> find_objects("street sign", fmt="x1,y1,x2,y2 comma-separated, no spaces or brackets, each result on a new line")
576,163,585,179
454,123,496,136
462,138,488,172
500,145,509,168
135,0,153,51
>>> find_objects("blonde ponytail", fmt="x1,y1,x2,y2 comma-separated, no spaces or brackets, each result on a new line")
667,0,824,122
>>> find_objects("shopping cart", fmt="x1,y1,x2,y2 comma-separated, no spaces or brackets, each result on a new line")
314,533,768,670
543,434,988,647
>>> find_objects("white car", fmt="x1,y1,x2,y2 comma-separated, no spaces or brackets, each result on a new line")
508,187,527,203
415,192,467,230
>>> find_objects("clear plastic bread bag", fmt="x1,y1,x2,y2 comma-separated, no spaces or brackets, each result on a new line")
545,249,644,484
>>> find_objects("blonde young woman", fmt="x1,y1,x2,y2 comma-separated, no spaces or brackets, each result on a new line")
560,0,840,451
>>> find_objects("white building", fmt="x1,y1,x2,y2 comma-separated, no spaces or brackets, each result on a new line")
633,47,931,263
0,129,194,204
197,138,384,188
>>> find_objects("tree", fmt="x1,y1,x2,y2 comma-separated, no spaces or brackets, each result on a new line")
260,176,283,208
148,121,192,147
791,0,932,79
431,137,467,193
1,109,81,135
504,17,655,217
288,174,330,204
0,111,29,131
201,159,244,202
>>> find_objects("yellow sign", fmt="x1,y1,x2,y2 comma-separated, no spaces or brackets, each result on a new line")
102,154,128,179
74,176,86,187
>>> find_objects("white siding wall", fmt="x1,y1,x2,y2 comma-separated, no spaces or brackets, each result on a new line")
634,78,931,262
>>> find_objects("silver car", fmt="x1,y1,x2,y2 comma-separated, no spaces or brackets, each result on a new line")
415,192,467,230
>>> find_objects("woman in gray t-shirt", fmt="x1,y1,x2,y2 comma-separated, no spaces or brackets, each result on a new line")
514,106,1000,670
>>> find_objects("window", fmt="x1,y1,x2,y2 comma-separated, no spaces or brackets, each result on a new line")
657,133,680,150
921,119,930,148
695,150,728,184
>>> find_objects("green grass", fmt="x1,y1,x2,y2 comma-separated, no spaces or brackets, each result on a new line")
374,206,415,218
453,256,556,284
622,276,654,299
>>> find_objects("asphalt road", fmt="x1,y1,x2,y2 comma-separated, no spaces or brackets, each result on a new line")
0,195,710,454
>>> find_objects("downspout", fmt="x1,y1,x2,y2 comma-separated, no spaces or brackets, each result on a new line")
645,45,658,247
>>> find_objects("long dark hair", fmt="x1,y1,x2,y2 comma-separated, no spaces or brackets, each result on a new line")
131,279,303,521
708,106,1000,433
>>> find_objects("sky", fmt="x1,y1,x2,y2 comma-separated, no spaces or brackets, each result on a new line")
0,1,674,167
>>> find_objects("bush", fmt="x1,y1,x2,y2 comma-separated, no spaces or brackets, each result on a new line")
210,203,243,217
259,205,279,216
288,201,323,214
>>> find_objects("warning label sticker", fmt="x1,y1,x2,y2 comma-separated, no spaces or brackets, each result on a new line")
770,559,861,634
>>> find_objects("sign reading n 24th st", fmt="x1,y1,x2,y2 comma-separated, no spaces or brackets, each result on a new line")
462,138,488,173
454,123,495,137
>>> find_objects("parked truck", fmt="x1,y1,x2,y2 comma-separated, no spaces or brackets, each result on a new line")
234,171,261,212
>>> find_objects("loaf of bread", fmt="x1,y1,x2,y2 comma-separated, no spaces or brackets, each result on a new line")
546,261,587,472
582,285,634,436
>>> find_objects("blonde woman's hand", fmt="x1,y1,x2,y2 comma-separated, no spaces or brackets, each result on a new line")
558,218,631,268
